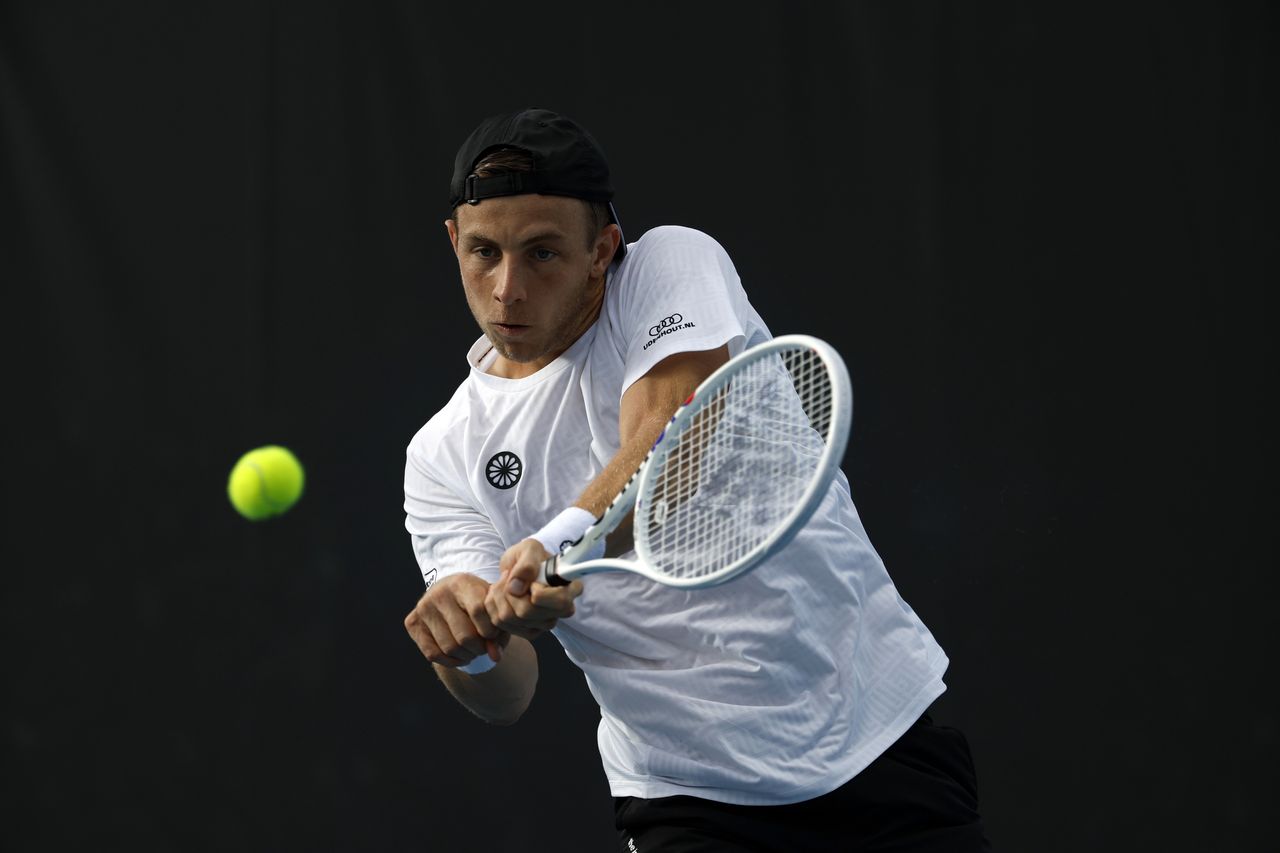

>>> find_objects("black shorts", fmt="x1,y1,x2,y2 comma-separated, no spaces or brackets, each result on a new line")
614,713,992,852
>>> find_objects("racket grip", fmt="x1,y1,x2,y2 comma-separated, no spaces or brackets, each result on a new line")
540,554,570,587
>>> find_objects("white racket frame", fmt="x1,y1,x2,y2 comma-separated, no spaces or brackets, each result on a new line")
539,334,852,589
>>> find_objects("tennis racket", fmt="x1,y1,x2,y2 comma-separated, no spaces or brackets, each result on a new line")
538,334,852,589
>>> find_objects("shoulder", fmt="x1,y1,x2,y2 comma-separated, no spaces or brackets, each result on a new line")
607,226,738,304
405,381,470,466
620,225,731,265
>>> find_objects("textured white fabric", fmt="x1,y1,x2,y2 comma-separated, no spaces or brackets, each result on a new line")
404,225,949,805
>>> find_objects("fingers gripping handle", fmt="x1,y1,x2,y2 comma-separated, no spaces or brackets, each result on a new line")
539,554,571,587
539,526,606,586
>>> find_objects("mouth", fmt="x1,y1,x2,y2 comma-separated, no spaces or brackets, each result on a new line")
492,321,530,337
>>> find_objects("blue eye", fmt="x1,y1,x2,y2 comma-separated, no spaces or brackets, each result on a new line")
533,248,557,261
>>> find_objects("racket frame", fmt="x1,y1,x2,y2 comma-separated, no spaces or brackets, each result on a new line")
540,334,852,588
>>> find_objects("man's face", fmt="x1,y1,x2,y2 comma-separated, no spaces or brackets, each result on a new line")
447,194,615,379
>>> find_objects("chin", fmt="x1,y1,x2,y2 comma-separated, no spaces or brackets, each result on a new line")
489,339,536,363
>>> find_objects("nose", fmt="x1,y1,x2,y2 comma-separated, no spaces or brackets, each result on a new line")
491,257,527,305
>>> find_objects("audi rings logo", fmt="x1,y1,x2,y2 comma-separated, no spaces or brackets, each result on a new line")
649,313,683,337
485,451,522,489
644,312,696,350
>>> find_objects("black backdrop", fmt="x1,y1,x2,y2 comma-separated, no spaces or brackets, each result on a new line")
2,2,1275,851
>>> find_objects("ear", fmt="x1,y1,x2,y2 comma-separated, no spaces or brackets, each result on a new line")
591,223,622,277
445,217,460,253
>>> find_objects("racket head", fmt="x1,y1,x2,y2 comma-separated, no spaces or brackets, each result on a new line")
630,334,852,588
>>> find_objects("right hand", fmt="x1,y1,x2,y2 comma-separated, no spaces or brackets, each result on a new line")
485,539,584,641
404,573,509,669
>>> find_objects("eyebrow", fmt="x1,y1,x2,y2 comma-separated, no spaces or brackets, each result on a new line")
462,229,569,247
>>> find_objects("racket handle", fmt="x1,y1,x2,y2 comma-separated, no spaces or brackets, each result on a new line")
540,554,570,587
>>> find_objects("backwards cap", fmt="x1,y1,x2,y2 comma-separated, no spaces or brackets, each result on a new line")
449,107,626,259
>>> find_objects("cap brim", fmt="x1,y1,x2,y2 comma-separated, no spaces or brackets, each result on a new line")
608,201,627,261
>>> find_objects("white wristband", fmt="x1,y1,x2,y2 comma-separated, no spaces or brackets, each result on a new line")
530,506,597,556
458,655,497,675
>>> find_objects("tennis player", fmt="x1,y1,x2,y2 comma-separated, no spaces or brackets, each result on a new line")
403,107,991,851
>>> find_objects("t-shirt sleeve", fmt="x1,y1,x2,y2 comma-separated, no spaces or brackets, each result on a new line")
403,438,503,588
613,226,751,397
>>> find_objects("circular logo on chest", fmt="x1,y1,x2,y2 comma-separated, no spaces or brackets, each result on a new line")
485,451,523,489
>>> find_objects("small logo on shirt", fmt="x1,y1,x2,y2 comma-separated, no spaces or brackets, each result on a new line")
485,451,523,489
422,567,438,589
644,312,696,350
648,313,683,337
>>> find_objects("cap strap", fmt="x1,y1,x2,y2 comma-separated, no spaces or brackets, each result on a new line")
465,172,534,204
463,171,613,206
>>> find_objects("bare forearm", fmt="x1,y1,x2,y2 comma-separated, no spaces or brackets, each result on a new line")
434,636,538,725
574,346,729,545
575,414,669,516
573,424,663,557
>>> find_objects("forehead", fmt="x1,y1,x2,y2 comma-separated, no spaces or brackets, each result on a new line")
454,193,587,240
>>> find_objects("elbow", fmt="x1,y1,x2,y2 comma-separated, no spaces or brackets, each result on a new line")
476,694,533,726
481,709,524,727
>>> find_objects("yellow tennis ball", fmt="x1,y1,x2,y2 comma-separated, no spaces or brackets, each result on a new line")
227,445,305,521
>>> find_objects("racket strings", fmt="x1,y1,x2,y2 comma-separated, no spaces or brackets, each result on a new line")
639,348,835,580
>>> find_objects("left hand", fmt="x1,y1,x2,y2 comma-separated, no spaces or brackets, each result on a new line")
485,539,584,640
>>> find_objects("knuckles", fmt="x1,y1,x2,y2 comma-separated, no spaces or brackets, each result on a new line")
465,599,492,626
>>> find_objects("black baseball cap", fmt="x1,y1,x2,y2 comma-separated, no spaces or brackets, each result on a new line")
449,107,626,259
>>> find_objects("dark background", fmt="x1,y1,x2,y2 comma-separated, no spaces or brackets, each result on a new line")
2,2,1275,850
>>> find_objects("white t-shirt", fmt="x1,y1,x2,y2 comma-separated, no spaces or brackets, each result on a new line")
404,225,948,805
